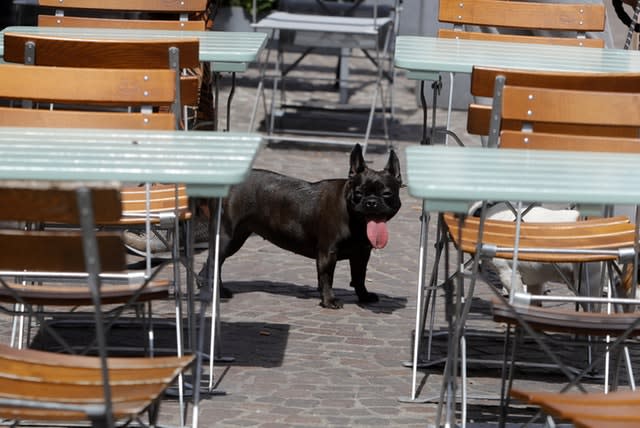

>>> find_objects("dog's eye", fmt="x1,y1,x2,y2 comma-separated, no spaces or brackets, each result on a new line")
354,190,363,199
382,191,393,199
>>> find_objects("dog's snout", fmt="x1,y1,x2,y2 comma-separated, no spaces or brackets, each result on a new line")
365,199,378,209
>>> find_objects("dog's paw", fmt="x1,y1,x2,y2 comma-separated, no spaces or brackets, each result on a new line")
320,298,343,309
220,285,233,299
357,291,379,304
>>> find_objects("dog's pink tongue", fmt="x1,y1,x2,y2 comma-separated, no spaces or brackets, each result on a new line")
367,220,389,249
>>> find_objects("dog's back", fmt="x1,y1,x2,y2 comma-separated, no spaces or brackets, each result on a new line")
223,169,349,259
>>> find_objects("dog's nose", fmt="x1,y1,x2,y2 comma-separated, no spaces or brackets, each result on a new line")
365,199,378,209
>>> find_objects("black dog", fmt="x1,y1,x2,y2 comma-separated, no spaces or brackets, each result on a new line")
201,144,402,309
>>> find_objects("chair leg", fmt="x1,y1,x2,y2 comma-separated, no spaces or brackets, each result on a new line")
498,324,518,427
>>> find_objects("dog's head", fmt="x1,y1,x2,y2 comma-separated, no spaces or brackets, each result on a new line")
346,144,402,249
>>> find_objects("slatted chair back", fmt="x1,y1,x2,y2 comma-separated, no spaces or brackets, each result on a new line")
475,70,640,423
438,0,606,47
0,37,193,233
37,0,208,30
0,63,193,423
0,62,190,220
0,63,176,130
2,32,200,126
36,0,209,128
0,183,193,426
489,70,640,150
467,66,640,139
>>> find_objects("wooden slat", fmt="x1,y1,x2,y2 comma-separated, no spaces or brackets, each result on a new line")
492,298,640,335
37,0,207,13
500,131,640,152
0,343,193,421
0,65,176,105
0,280,170,306
471,66,640,98
3,33,200,69
0,232,125,273
467,104,640,138
120,184,189,213
0,186,121,224
438,0,605,31
438,29,604,47
510,389,640,428
501,86,640,126
443,213,635,262
0,108,176,130
38,15,206,31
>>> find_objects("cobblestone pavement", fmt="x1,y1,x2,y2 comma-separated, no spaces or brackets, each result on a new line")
6,49,631,428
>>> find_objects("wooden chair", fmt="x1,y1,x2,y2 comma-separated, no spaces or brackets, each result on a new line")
0,63,177,130
465,66,640,141
3,31,200,127
0,61,189,343
37,0,208,30
36,0,211,129
509,388,640,428
420,0,607,145
438,0,606,47
0,40,194,238
0,182,194,427
459,70,640,425
1,32,197,251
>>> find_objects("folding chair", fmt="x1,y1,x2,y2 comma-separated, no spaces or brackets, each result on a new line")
438,70,640,426
250,0,401,154
418,0,606,147
0,182,194,428
509,388,640,427
36,0,208,30
405,67,640,409
2,31,199,256
35,0,211,130
0,57,195,424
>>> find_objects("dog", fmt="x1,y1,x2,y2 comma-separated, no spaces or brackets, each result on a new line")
472,202,634,307
199,144,402,309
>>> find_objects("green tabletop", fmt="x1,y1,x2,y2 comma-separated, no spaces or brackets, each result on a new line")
0,127,262,198
0,26,267,72
395,36,640,80
406,145,640,212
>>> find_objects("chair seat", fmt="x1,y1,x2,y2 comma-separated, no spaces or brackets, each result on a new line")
0,343,193,421
0,279,170,306
443,213,635,262
510,388,640,428
491,298,640,336
116,183,191,225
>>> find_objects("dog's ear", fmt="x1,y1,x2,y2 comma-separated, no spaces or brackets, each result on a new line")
349,143,367,177
384,149,402,184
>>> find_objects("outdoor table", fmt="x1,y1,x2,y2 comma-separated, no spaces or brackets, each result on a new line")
394,34,640,407
405,144,640,425
0,126,262,425
394,35,640,144
0,26,268,131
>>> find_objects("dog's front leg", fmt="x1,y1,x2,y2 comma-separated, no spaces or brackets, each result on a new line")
349,250,378,303
317,251,342,309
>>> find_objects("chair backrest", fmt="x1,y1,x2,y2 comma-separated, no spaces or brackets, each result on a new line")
468,66,640,139
0,182,194,426
0,183,125,273
3,32,200,69
2,32,200,127
37,0,208,30
438,0,606,47
486,68,640,152
0,63,177,130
